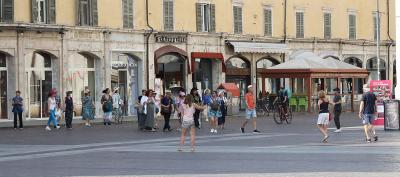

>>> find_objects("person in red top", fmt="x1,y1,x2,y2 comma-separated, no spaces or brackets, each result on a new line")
240,85,260,134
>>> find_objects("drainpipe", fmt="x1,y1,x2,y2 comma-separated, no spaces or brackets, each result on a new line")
386,0,394,83
284,0,287,43
145,0,154,89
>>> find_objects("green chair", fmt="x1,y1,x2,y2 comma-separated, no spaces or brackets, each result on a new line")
298,97,308,112
289,97,298,112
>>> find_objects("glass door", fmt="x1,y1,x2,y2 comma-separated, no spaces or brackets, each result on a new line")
0,70,7,119
26,70,52,119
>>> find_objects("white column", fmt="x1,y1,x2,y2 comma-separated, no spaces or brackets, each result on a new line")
396,1,400,99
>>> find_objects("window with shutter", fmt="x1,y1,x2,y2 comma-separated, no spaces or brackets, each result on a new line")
209,4,216,32
264,8,272,36
349,14,356,40
296,11,304,38
123,0,134,28
196,3,202,32
233,6,242,34
91,0,98,26
323,13,331,39
31,0,38,23
47,0,56,24
78,0,97,26
1,0,13,22
163,0,173,31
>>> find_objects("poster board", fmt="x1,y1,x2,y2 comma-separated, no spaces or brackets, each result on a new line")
384,100,400,131
370,80,393,125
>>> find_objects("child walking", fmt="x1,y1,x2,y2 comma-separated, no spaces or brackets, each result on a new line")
179,95,204,152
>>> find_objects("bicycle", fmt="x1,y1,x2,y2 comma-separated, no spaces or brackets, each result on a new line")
273,103,292,124
113,107,123,124
256,97,271,117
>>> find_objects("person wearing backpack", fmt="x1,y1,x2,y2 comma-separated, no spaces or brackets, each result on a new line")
101,88,113,126
208,91,221,133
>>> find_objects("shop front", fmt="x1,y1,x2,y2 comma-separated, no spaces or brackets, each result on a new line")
191,52,225,91
0,53,7,119
25,51,58,119
111,53,141,116
225,56,251,110
155,45,190,94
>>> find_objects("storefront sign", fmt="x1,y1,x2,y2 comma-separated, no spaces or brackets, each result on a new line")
370,80,393,125
155,33,187,43
112,61,137,70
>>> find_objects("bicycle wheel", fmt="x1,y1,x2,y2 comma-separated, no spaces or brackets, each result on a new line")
286,107,293,124
256,106,265,117
273,106,283,124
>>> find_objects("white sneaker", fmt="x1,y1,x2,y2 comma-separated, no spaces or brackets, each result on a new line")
205,119,209,122
214,129,218,133
210,129,214,133
334,129,342,133
56,126,61,130
45,126,51,131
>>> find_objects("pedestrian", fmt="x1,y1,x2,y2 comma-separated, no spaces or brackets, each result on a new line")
45,90,60,131
161,92,173,131
218,91,227,130
140,89,156,132
359,84,378,143
178,95,204,152
12,91,24,130
112,87,123,123
333,88,342,133
208,91,221,133
175,91,186,131
190,88,202,129
241,85,260,134
52,88,62,127
202,89,211,122
64,91,74,129
136,89,147,130
82,88,95,127
101,88,113,126
317,90,331,143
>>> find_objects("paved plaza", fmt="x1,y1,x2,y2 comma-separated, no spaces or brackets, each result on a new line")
0,113,399,177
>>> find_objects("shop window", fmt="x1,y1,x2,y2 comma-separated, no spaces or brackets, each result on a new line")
0,0,13,22
196,3,215,32
0,54,7,119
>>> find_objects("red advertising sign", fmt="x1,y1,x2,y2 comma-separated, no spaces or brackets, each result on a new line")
370,80,393,125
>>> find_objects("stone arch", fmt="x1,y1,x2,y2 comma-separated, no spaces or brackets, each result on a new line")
323,55,340,60
366,57,386,80
344,57,363,68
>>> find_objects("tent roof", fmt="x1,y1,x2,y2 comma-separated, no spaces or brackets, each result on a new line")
217,83,240,97
270,51,361,70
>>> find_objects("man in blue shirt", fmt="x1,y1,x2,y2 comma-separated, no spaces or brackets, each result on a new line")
359,84,378,143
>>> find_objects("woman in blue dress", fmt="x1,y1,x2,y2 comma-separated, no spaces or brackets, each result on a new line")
82,88,95,127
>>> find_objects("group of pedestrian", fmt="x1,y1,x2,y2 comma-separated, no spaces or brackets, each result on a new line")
316,84,378,143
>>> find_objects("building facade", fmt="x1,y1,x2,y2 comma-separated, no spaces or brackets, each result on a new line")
0,0,396,121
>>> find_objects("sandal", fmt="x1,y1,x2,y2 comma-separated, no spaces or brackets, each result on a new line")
322,135,329,143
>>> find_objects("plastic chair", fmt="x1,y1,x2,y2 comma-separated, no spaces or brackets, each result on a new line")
298,97,308,112
289,97,298,112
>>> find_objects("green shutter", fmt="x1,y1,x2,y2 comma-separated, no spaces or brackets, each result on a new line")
128,0,133,28
31,0,38,23
196,3,202,32
296,12,304,38
123,0,128,28
349,14,356,39
163,0,174,31
324,13,331,39
91,0,98,26
3,0,13,22
233,6,242,34
210,4,216,32
264,9,272,36
47,0,56,24
77,0,81,25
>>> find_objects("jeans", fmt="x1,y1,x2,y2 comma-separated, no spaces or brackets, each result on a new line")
65,110,73,128
333,110,341,129
47,109,58,127
163,113,171,130
194,110,200,128
13,112,23,128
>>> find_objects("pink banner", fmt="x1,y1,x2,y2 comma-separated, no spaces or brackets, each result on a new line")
370,80,393,125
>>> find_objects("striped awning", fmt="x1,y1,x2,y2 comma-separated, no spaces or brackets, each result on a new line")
227,41,288,54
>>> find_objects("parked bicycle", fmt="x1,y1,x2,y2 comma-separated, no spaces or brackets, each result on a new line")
256,97,271,117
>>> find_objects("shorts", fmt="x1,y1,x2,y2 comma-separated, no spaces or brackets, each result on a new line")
209,110,222,118
317,113,329,125
181,120,195,129
246,109,257,119
362,114,376,125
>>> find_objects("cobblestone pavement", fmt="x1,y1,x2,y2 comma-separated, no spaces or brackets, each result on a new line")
0,112,399,177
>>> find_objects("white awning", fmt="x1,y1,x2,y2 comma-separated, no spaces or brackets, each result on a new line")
227,41,288,54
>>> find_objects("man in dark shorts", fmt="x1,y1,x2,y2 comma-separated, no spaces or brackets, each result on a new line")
359,84,378,143
333,88,342,133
